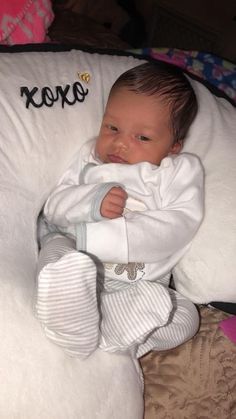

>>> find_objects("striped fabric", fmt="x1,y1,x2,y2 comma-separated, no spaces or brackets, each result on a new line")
36,236,100,358
35,234,199,358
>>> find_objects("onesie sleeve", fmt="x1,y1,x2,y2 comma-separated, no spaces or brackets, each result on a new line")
43,141,121,226
44,181,121,226
77,154,204,265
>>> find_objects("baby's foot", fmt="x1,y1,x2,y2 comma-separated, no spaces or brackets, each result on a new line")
99,280,172,354
36,251,100,358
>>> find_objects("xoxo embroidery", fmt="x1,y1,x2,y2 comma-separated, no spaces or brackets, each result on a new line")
20,81,89,109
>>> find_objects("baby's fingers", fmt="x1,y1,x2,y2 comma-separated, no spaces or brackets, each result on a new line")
100,187,127,218
109,187,128,206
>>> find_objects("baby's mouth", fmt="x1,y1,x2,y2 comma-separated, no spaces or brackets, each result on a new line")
107,154,128,164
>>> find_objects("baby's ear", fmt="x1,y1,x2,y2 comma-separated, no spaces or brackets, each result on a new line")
169,140,183,155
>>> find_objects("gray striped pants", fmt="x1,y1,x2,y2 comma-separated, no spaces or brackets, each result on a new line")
35,234,199,359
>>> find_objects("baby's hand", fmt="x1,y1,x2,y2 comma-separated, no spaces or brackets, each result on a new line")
100,187,127,219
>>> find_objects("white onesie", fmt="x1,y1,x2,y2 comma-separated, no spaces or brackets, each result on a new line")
36,138,204,358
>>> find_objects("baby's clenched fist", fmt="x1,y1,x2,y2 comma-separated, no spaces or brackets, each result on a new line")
100,187,127,219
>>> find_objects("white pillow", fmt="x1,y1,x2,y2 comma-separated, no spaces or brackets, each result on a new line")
0,48,144,418
173,79,236,304
0,50,235,418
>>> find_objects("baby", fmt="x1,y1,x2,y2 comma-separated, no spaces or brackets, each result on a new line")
36,61,204,359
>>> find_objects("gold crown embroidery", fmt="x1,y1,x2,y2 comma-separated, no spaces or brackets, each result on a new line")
78,72,91,83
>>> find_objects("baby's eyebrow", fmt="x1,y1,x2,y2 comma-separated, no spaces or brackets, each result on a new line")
104,111,118,119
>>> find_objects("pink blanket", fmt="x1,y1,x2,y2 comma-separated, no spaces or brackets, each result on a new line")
0,0,54,45
220,316,236,344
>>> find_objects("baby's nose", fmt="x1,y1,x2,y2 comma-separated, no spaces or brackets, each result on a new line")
115,133,129,149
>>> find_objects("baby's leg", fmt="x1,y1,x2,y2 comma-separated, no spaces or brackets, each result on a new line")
37,233,77,272
136,289,199,358
99,280,173,355
35,234,100,358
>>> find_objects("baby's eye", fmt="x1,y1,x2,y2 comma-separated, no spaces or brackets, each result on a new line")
106,124,118,132
136,135,151,142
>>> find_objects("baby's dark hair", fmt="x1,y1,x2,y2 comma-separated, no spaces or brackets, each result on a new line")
110,61,198,143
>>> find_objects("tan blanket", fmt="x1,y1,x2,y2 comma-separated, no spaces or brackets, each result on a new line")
140,306,236,418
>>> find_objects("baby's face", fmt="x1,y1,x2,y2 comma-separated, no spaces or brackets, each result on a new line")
95,87,182,165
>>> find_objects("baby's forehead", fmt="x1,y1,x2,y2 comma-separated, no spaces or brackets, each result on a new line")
108,85,167,103
106,89,171,119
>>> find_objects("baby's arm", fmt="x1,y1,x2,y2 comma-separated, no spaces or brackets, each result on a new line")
76,154,204,266
44,182,117,226
43,164,125,227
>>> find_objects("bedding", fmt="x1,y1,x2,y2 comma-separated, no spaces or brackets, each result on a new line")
133,47,236,105
0,0,54,45
0,43,235,419
48,8,129,50
1,42,235,304
0,47,144,419
141,306,236,419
